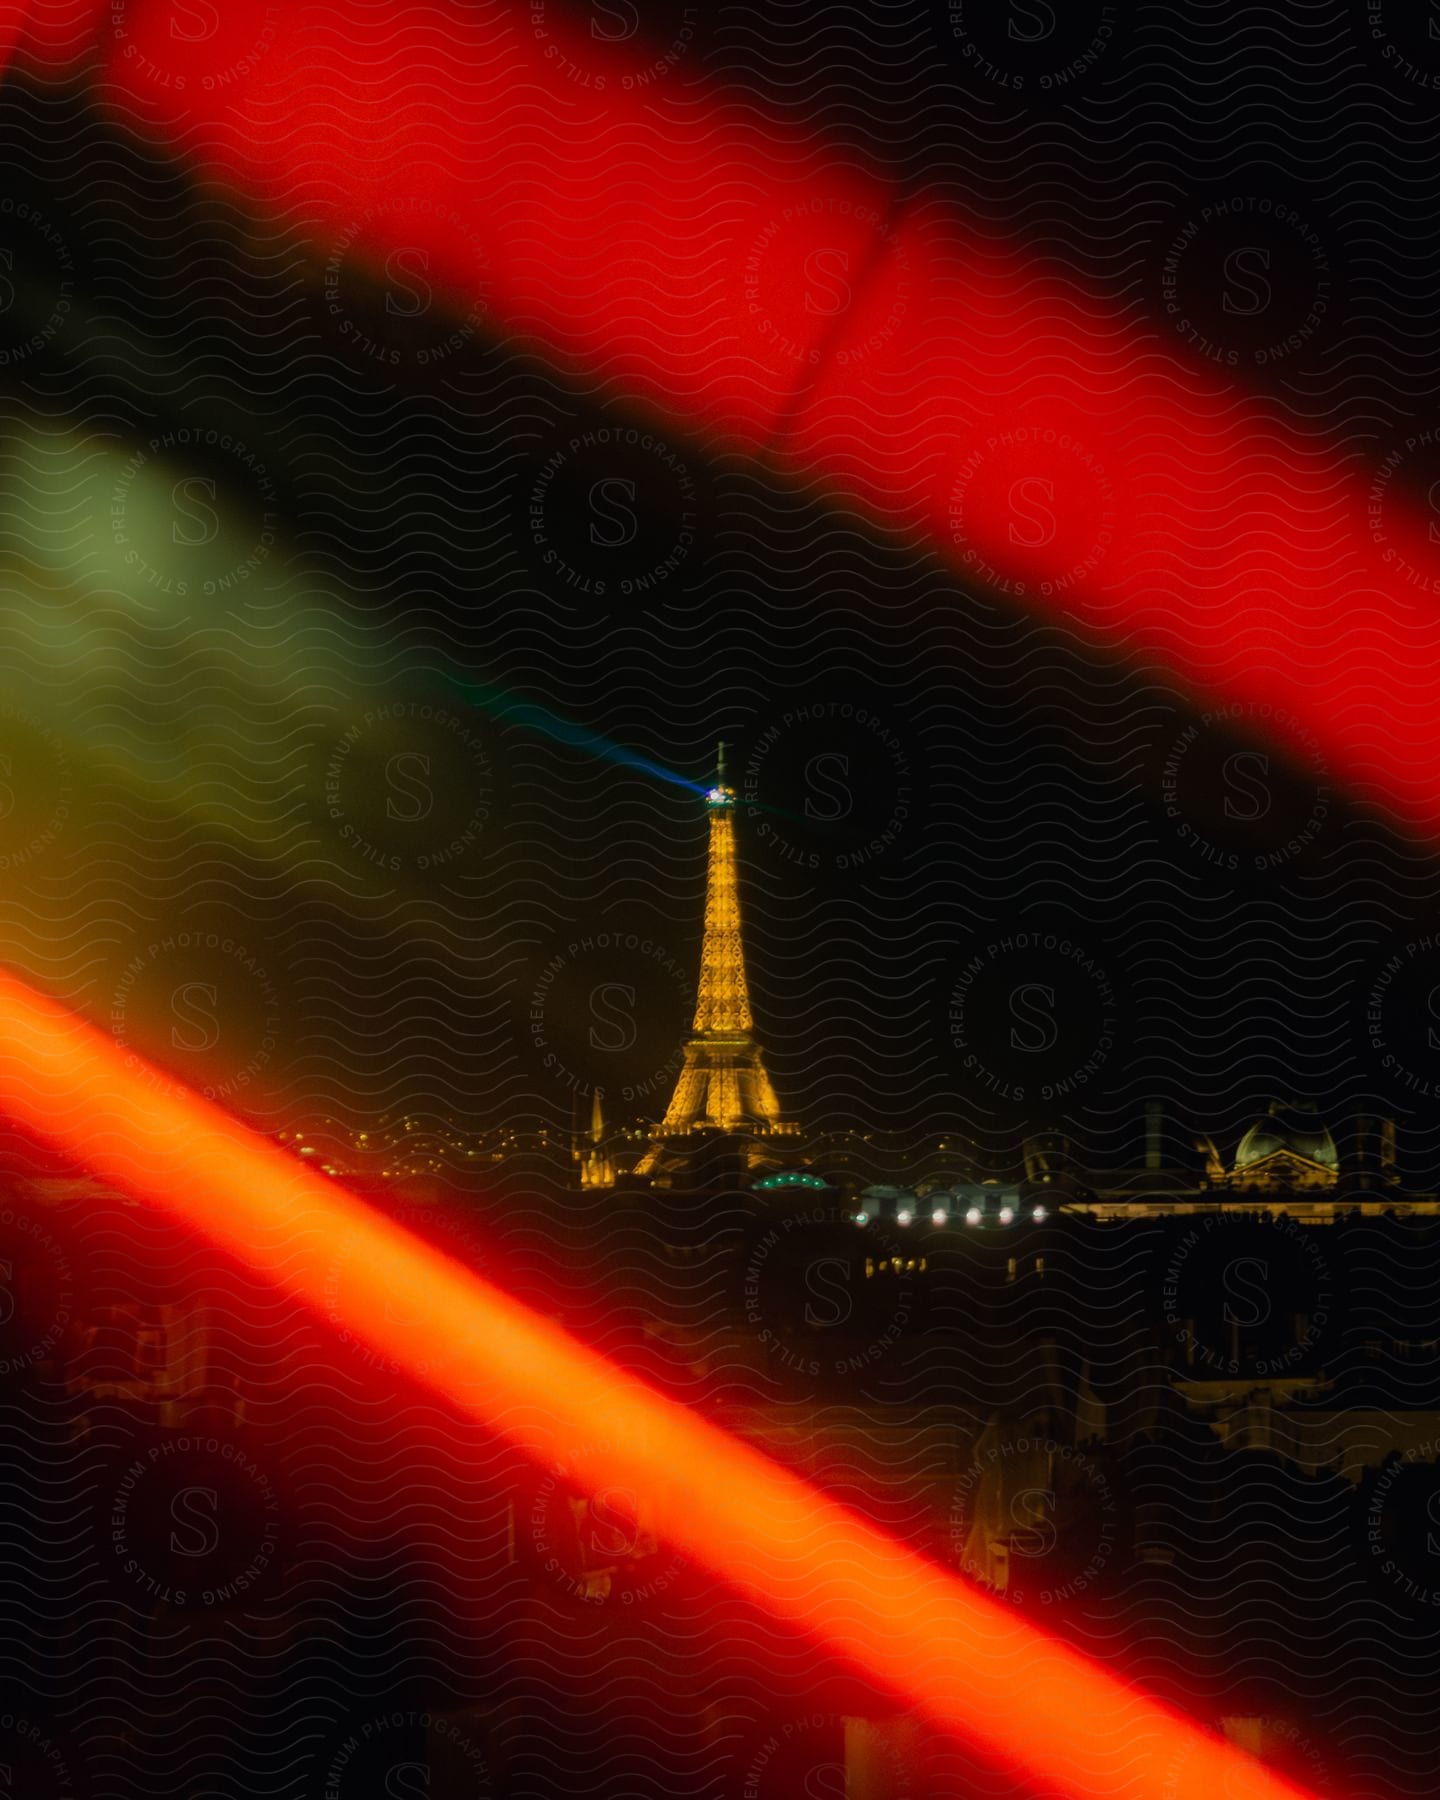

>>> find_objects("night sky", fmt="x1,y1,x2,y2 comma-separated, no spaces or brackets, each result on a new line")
0,5,1438,1176
5,12,1440,1800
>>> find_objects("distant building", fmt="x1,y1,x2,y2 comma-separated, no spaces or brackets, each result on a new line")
577,1089,616,1190
637,745,799,1181
1069,1101,1425,1221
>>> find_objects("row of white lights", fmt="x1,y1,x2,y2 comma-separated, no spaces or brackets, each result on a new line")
853,1204,1048,1227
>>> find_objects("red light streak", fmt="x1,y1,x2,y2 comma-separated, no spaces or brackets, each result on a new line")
0,965,1315,1800
0,9,1373,1793
8,0,1439,832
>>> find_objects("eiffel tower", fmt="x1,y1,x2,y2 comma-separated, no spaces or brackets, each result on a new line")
637,744,793,1175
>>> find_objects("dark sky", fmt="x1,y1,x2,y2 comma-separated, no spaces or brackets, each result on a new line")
2,5,1440,1174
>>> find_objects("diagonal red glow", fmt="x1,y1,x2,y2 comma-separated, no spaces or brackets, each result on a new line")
10,0,1440,834
0,966,1316,1800
0,9,1373,1792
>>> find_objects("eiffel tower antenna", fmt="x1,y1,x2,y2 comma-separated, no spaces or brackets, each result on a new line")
637,742,790,1173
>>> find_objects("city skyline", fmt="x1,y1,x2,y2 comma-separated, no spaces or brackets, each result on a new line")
2,7,1440,1799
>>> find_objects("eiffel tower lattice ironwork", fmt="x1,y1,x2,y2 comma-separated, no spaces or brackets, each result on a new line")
637,744,791,1173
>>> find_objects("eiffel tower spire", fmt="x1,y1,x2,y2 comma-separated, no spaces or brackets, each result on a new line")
638,744,789,1172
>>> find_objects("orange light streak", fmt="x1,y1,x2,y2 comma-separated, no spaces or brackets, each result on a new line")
0,7,1339,1791
0,964,1315,1800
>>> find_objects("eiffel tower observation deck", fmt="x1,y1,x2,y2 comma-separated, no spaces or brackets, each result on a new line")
637,744,797,1177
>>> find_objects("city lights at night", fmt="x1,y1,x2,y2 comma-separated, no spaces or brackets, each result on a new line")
0,5,1438,1799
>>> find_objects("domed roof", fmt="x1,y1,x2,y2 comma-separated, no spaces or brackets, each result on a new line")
1234,1103,1337,1171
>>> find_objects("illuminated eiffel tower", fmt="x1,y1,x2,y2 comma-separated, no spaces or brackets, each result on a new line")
637,745,793,1175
